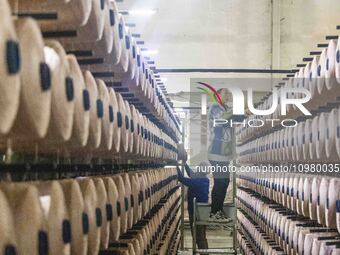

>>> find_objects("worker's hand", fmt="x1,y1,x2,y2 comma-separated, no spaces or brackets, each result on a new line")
176,166,181,176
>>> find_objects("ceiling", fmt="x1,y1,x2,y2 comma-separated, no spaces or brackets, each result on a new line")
117,0,340,95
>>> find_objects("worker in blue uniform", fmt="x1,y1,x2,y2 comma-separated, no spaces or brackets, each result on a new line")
177,162,209,250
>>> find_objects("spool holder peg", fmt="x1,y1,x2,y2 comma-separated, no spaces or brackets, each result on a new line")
42,30,78,38
0,160,168,181
303,57,313,62
310,51,322,56
325,35,339,40
66,50,93,57
317,43,329,48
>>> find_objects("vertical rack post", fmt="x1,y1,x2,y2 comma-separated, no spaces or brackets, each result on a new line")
232,160,237,253
180,119,185,250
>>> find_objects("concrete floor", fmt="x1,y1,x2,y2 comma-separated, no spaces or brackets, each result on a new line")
178,177,236,254
183,227,234,249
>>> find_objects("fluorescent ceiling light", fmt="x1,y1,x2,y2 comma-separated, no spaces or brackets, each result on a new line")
174,108,184,112
142,50,158,55
128,9,157,15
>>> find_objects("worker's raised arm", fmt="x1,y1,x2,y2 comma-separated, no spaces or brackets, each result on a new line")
184,163,194,177
176,166,193,187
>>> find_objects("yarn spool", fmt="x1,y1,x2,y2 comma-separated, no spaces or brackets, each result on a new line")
145,80,153,103
151,123,157,158
75,0,105,42
112,175,127,236
112,15,129,74
11,18,51,140
142,172,151,216
0,189,17,255
309,56,321,109
298,228,314,255
96,79,113,152
287,127,295,161
124,100,134,154
320,241,340,255
138,172,148,217
287,175,294,210
43,40,75,143
274,129,281,161
302,176,313,217
294,226,318,254
291,126,298,162
35,181,71,255
317,48,328,96
92,178,109,249
113,237,141,255
304,62,311,91
316,112,329,160
304,232,339,255
310,176,322,220
0,0,21,135
122,173,133,230
101,177,120,242
155,126,162,159
86,1,121,73
17,0,92,30
138,55,146,91
115,93,128,153
326,178,340,229
105,243,135,255
108,88,120,153
311,236,340,255
77,178,101,255
325,39,338,91
147,172,155,208
143,116,151,157
335,38,340,84
309,116,319,161
109,0,122,65
130,41,140,90
66,55,90,149
139,114,146,156
303,119,313,161
60,179,87,255
63,0,112,58
128,174,141,224
278,174,284,204
93,0,113,56
317,177,330,225
331,249,340,255
326,108,340,161
130,105,140,155
297,175,305,215
125,30,136,81
84,71,101,150
280,128,288,160
295,121,305,162
0,183,40,255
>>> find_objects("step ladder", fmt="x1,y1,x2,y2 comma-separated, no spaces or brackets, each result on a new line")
192,198,237,255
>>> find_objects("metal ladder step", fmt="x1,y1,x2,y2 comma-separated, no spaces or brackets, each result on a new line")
195,221,233,226
195,248,236,254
